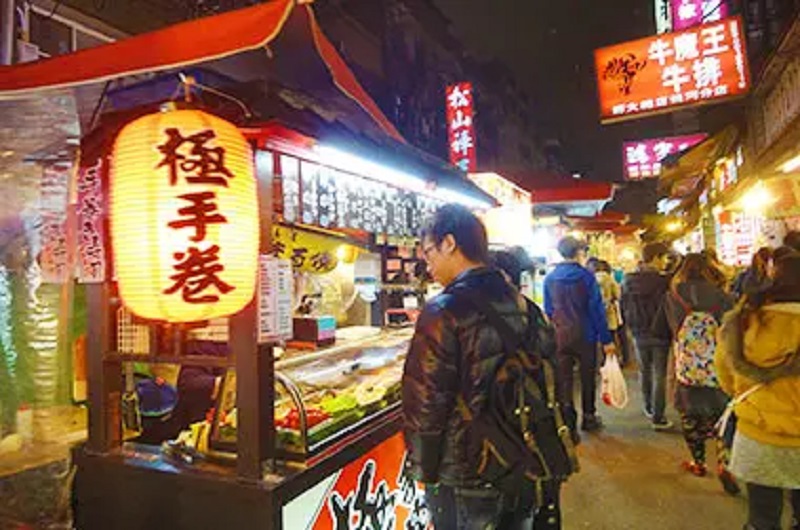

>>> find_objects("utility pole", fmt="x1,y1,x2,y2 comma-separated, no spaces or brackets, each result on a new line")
0,0,14,65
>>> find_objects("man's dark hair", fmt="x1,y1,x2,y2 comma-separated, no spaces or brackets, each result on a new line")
642,242,669,264
557,236,587,260
421,204,489,263
784,230,800,251
490,250,522,288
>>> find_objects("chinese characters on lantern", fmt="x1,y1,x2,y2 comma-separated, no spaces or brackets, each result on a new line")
622,133,707,180
446,82,477,172
158,128,234,304
595,16,749,122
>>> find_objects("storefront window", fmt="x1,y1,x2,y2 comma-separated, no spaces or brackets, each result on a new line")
30,11,72,57
75,30,107,51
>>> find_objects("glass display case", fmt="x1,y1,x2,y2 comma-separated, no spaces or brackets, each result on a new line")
209,327,412,460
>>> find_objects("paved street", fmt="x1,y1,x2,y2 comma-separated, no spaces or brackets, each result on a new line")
560,368,747,530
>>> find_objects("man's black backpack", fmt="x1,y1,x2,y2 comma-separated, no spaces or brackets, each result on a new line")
457,296,579,508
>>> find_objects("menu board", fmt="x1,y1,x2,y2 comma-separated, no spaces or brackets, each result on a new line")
258,256,294,344
279,153,442,237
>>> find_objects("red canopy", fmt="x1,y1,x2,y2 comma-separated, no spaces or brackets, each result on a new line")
0,1,404,143
498,170,615,204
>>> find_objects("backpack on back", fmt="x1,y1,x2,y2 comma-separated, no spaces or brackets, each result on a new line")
457,297,578,509
674,292,721,387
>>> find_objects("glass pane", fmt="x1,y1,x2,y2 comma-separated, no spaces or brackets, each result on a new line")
75,30,107,51
30,12,72,57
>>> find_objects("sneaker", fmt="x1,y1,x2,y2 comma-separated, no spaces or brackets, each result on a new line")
652,419,673,431
682,460,707,477
643,407,654,420
581,415,603,432
718,467,740,496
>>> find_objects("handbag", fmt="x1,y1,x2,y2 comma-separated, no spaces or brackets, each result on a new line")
600,355,628,409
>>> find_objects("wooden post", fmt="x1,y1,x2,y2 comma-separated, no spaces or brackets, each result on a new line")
232,146,276,481
85,282,120,453
231,298,271,481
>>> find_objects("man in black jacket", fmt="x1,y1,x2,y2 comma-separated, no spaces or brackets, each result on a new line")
403,205,561,529
621,242,673,430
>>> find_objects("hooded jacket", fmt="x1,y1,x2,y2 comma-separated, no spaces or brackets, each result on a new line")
716,303,800,447
544,262,613,347
621,266,671,343
402,267,550,486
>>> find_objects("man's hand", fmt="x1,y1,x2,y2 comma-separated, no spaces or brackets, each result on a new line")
603,343,618,357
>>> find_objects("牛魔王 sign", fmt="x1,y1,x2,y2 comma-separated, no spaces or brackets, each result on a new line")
446,82,477,172
622,133,707,180
595,16,749,123
110,109,259,323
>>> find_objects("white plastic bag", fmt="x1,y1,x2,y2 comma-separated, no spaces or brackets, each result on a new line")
600,355,628,409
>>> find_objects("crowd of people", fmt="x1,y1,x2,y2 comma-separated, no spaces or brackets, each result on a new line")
401,203,799,529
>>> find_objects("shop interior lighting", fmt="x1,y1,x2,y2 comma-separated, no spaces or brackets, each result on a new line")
665,220,683,232
780,153,800,174
739,182,775,212
315,145,492,210
532,227,556,252
435,187,493,209
619,247,636,262
535,216,561,226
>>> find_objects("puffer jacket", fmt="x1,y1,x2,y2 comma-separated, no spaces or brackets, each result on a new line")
402,267,540,486
716,303,800,447
621,266,671,343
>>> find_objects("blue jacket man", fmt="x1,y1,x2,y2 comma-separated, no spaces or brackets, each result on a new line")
544,236,616,433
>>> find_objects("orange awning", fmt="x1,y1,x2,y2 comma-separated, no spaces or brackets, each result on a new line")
0,0,404,143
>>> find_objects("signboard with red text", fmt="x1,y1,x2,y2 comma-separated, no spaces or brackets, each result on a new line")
282,433,430,530
622,133,707,180
446,82,477,172
595,16,749,123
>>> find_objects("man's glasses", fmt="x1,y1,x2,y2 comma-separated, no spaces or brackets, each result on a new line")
422,244,437,260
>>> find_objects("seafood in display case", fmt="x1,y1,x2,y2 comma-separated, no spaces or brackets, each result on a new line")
209,328,411,459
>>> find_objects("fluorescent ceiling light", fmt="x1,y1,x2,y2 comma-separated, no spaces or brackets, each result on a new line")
780,154,800,173
315,145,427,192
316,145,492,209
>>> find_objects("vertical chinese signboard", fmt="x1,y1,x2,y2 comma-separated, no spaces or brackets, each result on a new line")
655,0,673,34
282,433,429,530
77,156,107,283
622,133,707,179
40,165,71,283
257,255,293,344
595,16,749,123
446,82,477,172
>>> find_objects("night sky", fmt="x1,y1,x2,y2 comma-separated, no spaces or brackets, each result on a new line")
434,0,678,184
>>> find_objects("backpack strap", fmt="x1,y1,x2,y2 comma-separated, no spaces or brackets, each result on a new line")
455,292,580,475
454,294,528,423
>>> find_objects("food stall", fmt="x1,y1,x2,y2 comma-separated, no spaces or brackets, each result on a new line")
70,115,492,530
0,2,495,528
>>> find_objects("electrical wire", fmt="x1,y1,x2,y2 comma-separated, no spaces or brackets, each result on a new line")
177,72,253,118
